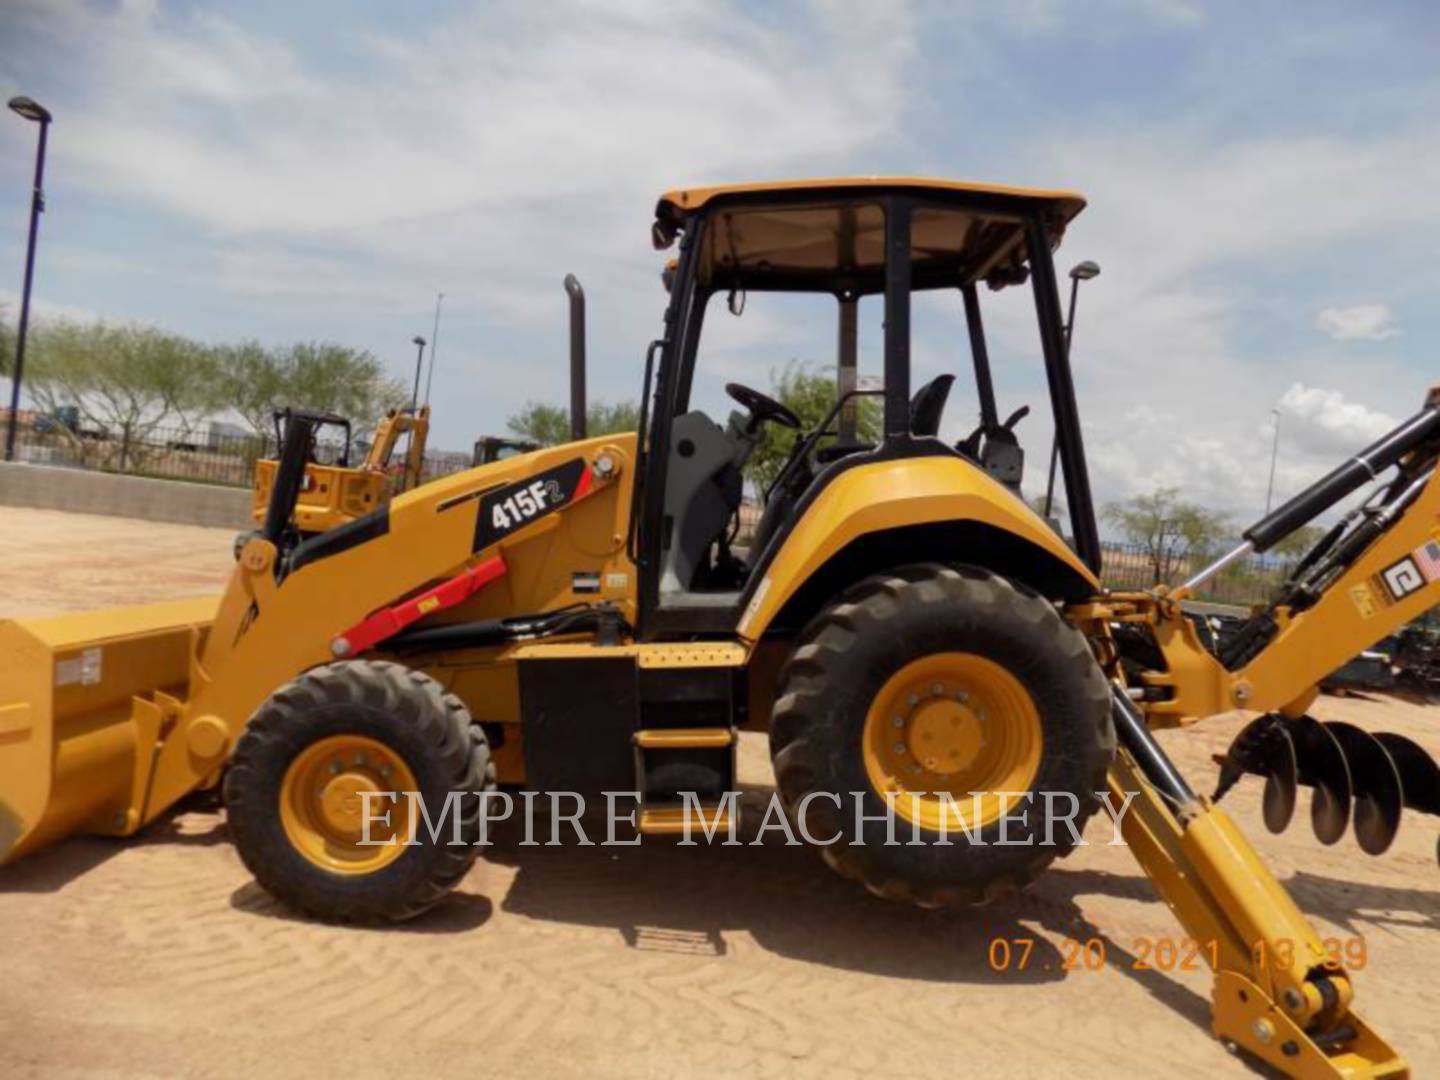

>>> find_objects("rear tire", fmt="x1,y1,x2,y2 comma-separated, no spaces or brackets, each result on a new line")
224,660,495,923
770,563,1114,907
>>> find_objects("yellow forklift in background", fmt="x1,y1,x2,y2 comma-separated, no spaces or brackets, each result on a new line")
4,177,1437,1077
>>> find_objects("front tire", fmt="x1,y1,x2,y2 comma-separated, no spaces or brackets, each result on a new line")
770,564,1114,907
224,660,495,923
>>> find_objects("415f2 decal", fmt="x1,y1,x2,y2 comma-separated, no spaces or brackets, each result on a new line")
473,458,592,551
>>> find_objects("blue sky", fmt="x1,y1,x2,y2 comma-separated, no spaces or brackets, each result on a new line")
2,0,1438,521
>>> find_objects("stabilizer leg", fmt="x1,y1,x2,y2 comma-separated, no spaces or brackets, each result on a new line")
1109,689,1407,1078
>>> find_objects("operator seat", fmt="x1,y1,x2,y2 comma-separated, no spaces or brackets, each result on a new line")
908,374,954,437
749,374,957,561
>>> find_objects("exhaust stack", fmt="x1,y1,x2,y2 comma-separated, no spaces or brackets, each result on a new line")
565,273,586,441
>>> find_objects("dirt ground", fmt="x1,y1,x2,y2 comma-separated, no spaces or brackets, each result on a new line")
1,508,1437,1078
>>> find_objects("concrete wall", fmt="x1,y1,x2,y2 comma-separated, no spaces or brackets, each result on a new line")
0,462,251,529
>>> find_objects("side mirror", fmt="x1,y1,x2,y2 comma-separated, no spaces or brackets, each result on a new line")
651,219,677,250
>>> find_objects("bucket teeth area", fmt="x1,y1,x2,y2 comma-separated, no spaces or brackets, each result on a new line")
1213,712,1439,866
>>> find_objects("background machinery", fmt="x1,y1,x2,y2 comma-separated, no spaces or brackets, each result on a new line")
3,177,1437,1077
250,406,430,537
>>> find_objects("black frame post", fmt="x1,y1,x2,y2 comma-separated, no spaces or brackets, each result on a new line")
4,110,49,462
1026,216,1101,572
882,198,912,439
960,282,999,430
836,293,859,443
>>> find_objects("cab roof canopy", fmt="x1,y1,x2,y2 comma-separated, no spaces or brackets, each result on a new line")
654,177,1086,295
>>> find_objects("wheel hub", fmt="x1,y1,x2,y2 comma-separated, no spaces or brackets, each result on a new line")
317,771,384,836
280,735,417,874
862,652,1043,832
907,695,985,774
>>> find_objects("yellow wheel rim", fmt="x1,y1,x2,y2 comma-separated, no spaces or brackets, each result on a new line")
279,735,418,874
862,653,1042,833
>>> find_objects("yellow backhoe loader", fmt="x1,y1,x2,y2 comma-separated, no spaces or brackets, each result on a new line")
250,405,431,536
4,178,1437,1078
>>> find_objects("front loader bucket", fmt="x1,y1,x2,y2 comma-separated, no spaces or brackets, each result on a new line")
0,596,216,865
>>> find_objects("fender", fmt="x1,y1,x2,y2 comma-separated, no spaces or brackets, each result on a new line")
737,455,1098,640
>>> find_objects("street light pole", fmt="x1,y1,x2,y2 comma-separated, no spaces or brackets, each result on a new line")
410,336,427,412
1042,260,1100,521
1265,407,1282,515
4,95,52,463
422,291,444,407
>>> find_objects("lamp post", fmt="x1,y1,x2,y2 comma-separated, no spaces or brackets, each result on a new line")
4,95,52,462
1265,407,1282,515
1042,260,1101,520
410,336,427,412
422,291,444,406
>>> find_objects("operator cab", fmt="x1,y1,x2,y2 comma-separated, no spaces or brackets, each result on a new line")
637,179,1100,636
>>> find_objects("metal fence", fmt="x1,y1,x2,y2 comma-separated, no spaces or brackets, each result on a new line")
1099,541,1289,610
10,421,475,490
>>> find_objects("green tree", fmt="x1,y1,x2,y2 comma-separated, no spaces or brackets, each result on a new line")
0,300,13,380
745,361,881,495
1103,487,1230,587
218,341,408,435
506,400,640,445
26,319,225,465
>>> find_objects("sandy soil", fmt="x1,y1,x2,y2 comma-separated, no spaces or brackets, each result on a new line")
1,508,1437,1078
0,508,236,617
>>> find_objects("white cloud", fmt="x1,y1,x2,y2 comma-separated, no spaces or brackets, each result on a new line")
1002,121,1440,522
1,0,1433,525
28,0,913,239
1277,383,1396,455
1315,303,1400,342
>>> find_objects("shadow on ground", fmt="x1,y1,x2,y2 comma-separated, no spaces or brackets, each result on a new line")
0,803,230,894
228,879,495,933
482,788,1216,1032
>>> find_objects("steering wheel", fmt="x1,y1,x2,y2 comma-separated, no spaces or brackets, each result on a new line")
725,382,801,430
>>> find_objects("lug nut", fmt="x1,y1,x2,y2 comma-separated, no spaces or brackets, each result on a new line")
892,715,904,728
893,742,906,755
931,682,944,696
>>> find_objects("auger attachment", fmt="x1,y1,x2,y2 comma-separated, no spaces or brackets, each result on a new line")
1215,713,1440,865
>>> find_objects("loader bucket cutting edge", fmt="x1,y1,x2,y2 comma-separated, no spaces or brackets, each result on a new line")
0,595,217,866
